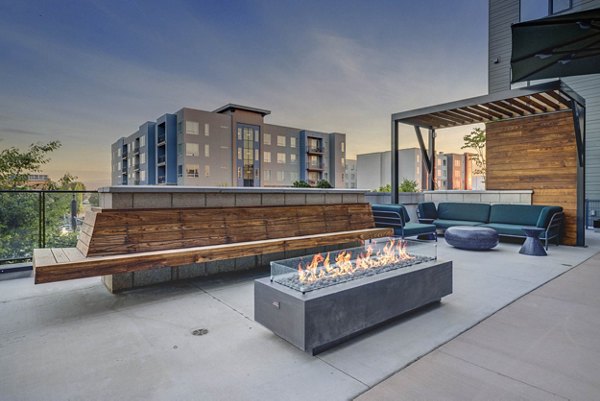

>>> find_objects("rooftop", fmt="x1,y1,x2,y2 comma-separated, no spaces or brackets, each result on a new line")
2,234,599,400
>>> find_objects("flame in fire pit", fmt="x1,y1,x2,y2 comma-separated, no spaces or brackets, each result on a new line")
297,239,414,285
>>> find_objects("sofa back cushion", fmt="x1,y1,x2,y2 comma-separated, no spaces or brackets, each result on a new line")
417,202,438,219
489,204,562,227
437,202,490,223
371,204,410,223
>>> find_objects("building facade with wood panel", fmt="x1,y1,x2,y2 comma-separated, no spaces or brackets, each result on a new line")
489,0,600,200
111,104,347,188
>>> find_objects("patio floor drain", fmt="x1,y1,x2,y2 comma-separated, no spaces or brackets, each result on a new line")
191,328,209,336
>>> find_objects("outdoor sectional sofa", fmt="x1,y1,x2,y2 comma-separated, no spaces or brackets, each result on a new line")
417,202,564,249
371,204,437,240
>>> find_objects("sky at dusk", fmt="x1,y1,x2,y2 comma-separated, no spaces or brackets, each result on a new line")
0,0,488,189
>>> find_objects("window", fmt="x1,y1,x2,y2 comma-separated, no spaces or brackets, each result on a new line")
277,136,286,147
186,143,199,157
186,164,199,177
264,151,271,163
255,149,259,160
117,148,121,157
264,170,271,181
277,153,286,164
341,142,345,152
290,137,296,148
204,144,210,158
454,160,461,167
520,0,571,21
454,170,461,178
204,165,210,177
237,127,242,140
186,121,199,135
178,143,183,156
255,131,259,142
140,171,146,181
238,147,242,160
237,167,242,179
177,122,183,134
177,165,183,177
264,133,271,145
276,171,285,182
204,123,209,136
341,158,345,167
290,153,296,162
140,153,145,164
117,161,121,170
140,136,145,147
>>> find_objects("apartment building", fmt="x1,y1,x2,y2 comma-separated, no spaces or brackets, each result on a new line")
111,104,346,188
345,159,357,188
356,148,475,191
489,0,600,198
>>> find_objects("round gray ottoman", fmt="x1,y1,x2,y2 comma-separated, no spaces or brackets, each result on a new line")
445,226,499,250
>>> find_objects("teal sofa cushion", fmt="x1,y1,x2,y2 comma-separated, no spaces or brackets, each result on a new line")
480,223,529,237
437,203,490,223
417,202,438,220
371,204,410,222
394,223,437,237
434,219,484,229
536,206,563,228
489,204,562,227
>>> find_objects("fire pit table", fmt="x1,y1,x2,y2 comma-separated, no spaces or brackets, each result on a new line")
254,238,452,354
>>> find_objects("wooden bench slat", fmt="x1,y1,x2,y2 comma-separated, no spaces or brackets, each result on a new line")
62,247,86,262
33,249,56,268
34,227,393,284
51,248,69,263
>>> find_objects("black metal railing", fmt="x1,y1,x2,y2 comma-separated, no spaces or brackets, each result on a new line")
158,155,166,164
0,190,99,264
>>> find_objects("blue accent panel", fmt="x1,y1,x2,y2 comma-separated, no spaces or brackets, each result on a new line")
165,114,177,184
299,131,307,181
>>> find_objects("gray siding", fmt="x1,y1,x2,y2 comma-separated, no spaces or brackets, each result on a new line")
488,0,519,93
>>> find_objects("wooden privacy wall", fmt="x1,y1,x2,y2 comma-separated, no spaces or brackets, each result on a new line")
77,203,376,257
486,111,578,245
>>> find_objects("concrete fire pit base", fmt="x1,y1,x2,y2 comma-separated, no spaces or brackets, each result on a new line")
254,259,452,355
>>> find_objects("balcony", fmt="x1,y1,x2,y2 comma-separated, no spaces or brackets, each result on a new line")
157,134,166,145
157,155,166,165
307,163,324,171
307,147,323,155
134,163,140,170
157,175,166,184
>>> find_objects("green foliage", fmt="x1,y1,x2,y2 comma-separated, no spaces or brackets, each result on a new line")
399,179,419,192
0,141,92,261
316,179,333,188
292,180,311,188
376,179,419,193
461,127,486,178
0,141,61,189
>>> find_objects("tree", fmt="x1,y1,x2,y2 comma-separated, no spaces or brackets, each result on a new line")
461,127,486,179
0,141,61,189
316,179,332,188
292,180,311,188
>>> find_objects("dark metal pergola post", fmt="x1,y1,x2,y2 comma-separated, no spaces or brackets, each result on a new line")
428,128,436,190
391,119,399,204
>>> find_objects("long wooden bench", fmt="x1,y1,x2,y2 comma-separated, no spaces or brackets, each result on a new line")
33,203,393,284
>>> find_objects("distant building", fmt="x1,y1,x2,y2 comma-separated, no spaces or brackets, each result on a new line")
111,104,347,188
344,159,357,188
357,148,476,191
25,174,50,189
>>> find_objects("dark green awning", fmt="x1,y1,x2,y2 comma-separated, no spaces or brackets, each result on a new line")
511,8,600,83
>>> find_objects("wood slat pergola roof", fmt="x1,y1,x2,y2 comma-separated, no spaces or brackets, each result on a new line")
392,80,585,129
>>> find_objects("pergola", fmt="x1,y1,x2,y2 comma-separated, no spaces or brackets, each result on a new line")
390,81,586,246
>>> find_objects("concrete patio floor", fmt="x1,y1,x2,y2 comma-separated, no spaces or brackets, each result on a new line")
1,233,599,401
